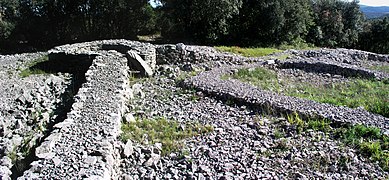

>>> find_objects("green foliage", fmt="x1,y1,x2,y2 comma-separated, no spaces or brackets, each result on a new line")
229,0,313,46
359,18,389,54
287,112,305,133
335,124,389,170
231,67,280,93
0,0,385,54
215,46,282,57
121,117,213,155
307,119,331,132
309,0,364,48
1,0,158,51
282,112,389,171
274,129,285,139
338,124,382,145
231,67,389,117
159,0,242,43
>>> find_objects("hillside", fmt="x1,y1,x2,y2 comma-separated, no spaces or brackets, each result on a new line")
360,5,389,19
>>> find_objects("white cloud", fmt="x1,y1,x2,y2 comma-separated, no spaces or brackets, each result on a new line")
359,0,389,6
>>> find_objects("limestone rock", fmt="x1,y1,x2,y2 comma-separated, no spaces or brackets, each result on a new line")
127,50,153,77
124,113,136,124
123,141,134,158
143,153,160,167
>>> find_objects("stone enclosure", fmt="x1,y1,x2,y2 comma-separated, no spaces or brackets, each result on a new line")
0,40,388,179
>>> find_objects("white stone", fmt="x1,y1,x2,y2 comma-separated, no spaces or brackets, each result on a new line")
127,50,153,77
123,141,134,158
124,113,136,124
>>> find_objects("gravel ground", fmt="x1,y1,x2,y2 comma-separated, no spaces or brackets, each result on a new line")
120,68,388,179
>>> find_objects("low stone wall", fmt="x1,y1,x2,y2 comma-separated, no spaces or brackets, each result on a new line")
156,44,258,65
183,63,389,135
19,40,155,179
50,39,156,72
294,48,389,63
278,60,388,80
20,51,129,179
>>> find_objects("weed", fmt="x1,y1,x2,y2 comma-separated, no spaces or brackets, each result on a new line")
120,117,213,155
287,112,305,134
190,94,200,102
8,147,18,163
274,128,285,139
280,112,389,171
307,119,331,132
338,125,382,145
334,124,389,170
360,141,381,158
278,40,316,50
276,54,290,60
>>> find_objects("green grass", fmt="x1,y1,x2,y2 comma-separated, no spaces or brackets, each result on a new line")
19,55,49,78
286,113,389,171
231,67,389,118
215,46,282,57
273,129,285,139
334,125,389,170
370,65,389,74
120,117,213,155
287,112,305,134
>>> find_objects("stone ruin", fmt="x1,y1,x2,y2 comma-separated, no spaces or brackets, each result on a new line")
0,39,388,179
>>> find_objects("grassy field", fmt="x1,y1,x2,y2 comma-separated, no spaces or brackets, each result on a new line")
215,46,282,57
230,67,389,118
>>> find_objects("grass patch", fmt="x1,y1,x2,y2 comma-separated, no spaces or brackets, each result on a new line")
334,125,389,170
231,67,389,118
277,41,317,51
19,55,49,78
215,46,282,57
273,129,285,139
370,65,389,74
120,117,213,155
286,113,389,171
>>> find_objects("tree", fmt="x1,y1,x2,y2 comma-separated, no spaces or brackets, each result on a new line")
0,0,19,50
359,18,389,54
6,0,157,50
229,0,313,47
159,0,242,44
309,0,364,48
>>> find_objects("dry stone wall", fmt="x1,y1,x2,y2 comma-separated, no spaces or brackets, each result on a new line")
19,40,156,179
1,40,388,179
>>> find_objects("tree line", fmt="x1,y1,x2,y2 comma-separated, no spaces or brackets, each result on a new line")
0,0,388,54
